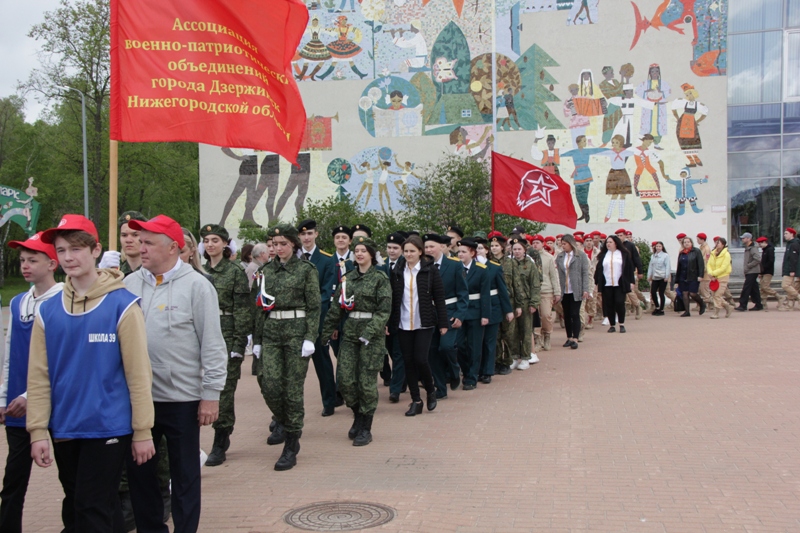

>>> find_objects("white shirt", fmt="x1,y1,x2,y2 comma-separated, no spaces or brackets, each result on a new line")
400,261,423,330
563,252,574,294
141,258,184,286
603,250,624,286
462,259,472,274
299,245,317,259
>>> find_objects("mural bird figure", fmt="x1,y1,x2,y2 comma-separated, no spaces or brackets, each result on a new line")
629,0,698,50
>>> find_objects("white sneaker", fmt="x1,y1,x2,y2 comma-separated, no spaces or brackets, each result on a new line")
529,352,539,364
517,359,530,370
602,317,609,326
509,359,520,370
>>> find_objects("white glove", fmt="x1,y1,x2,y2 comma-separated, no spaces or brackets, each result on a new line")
99,251,121,269
230,352,243,359
358,337,369,345
301,340,315,358
252,345,261,358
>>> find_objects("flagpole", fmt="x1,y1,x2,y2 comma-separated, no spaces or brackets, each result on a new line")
109,140,118,251
491,0,497,231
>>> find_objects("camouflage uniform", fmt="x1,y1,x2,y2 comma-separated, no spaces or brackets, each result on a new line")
493,254,520,367
204,255,251,433
512,255,541,359
253,255,321,433
322,265,391,417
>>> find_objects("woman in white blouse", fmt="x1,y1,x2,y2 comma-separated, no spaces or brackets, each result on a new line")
593,235,636,332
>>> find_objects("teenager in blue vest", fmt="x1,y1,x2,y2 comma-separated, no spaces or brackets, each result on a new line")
297,219,341,416
380,232,406,403
423,233,468,399
474,237,514,384
0,233,62,532
454,238,491,390
27,215,155,533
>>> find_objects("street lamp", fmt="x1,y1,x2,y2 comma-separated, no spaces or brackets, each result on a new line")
56,85,89,218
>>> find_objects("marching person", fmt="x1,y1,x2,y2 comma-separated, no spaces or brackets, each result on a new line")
697,233,713,306
675,236,706,317
594,234,636,332
615,229,644,319
254,223,321,471
124,215,228,533
488,232,520,374
0,233,62,533
509,237,540,369
707,237,734,319
736,232,763,312
757,236,778,309
556,234,591,349
389,235,448,416
647,241,670,315
322,236,392,445
381,233,406,403
529,235,560,351
29,215,155,533
455,238,491,390
98,211,148,273
476,237,514,384
200,224,251,466
779,227,800,310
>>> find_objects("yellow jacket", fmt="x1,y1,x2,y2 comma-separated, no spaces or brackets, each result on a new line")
706,248,732,279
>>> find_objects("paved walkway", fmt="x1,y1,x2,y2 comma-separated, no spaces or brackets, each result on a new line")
8,307,800,532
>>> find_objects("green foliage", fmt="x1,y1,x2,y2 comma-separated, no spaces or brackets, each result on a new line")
429,22,471,95
237,221,269,245
633,238,652,290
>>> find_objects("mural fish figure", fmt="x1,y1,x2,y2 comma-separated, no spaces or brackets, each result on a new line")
690,48,725,76
630,0,698,50
433,57,459,83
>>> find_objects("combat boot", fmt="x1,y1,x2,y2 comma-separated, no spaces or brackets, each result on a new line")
274,431,301,471
543,333,551,351
205,429,231,466
533,333,543,352
353,415,373,446
348,406,362,440
267,422,286,445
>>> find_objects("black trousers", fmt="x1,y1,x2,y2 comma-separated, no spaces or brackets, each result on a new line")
313,303,338,410
52,434,131,533
398,328,435,402
602,286,627,326
127,401,201,533
562,293,582,339
0,427,32,533
739,273,762,308
650,279,667,310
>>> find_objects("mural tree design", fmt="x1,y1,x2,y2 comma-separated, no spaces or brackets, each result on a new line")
469,53,522,118
429,22,472,95
515,44,564,129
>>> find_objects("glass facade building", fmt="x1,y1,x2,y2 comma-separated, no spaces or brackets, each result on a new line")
728,0,800,246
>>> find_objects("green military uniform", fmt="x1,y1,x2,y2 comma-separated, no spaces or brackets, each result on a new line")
493,253,521,368
512,240,541,360
201,224,251,436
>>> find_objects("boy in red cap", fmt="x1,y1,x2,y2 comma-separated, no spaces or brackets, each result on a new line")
27,215,155,533
0,233,62,531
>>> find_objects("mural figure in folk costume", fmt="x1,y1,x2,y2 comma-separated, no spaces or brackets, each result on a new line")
531,133,561,176
563,84,591,148
599,66,624,146
666,167,708,215
561,135,606,223
597,134,635,223
323,16,368,80
636,63,671,149
606,84,642,149
671,83,708,168
630,134,677,220
391,20,429,72
450,126,493,162
296,16,333,81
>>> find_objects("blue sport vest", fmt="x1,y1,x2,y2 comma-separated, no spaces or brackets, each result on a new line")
5,293,35,428
39,288,140,439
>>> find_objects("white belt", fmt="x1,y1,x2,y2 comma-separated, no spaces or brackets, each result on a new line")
444,297,458,305
490,289,498,296
219,310,233,316
268,310,307,320
349,311,373,319
468,293,481,300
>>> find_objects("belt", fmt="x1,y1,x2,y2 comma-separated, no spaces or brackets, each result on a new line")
268,310,307,320
490,289,498,296
349,311,373,319
219,310,233,316
468,293,481,300
444,297,458,305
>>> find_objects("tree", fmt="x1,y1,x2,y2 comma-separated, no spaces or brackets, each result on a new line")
0,97,26,173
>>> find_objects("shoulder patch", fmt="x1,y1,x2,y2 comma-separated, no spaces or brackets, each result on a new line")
475,262,487,269
490,260,501,266
374,269,389,280
446,256,460,261
319,250,333,257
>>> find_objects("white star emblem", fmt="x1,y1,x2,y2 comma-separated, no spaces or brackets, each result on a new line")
517,169,559,210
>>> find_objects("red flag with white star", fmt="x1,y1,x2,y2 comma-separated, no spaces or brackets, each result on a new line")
491,151,577,229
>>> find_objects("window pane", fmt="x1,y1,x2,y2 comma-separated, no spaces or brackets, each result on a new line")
728,135,782,151
785,134,800,148
785,178,800,236
784,150,800,175
728,104,782,136
728,32,783,104
788,33,800,99
728,152,782,178
789,0,800,27
786,103,800,133
729,178,781,247
729,0,783,32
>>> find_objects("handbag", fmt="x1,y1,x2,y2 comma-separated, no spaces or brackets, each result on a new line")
709,279,720,292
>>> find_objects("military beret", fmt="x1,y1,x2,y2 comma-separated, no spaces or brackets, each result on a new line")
297,219,317,232
697,232,707,240
118,211,147,227
457,238,478,249
756,236,768,243
615,228,626,235
446,225,464,238
599,233,607,239
556,233,564,238
573,231,585,236
407,230,420,237
473,236,488,245
397,231,410,239
524,235,534,244
200,223,229,241
508,237,525,246
676,233,687,239
544,236,556,243
712,235,721,242
332,225,352,237
532,234,545,243
574,235,584,243
786,227,797,236
353,235,378,250
268,222,298,239
472,230,487,240
488,232,507,244
625,230,632,236
352,223,372,237
511,225,526,235
386,232,405,244
423,233,447,244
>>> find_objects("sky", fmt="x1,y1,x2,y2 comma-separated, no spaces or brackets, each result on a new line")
1,0,63,121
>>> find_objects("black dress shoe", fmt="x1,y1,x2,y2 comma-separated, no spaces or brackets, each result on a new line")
480,375,492,384
405,401,423,416
734,306,747,312
389,392,399,403
426,391,437,411
435,392,448,400
607,326,616,333
449,378,460,391
563,340,572,347
749,306,763,311
570,341,578,349
619,325,626,333
462,383,476,391
680,311,691,317
334,394,345,407
322,406,335,417
497,365,512,375
699,301,707,315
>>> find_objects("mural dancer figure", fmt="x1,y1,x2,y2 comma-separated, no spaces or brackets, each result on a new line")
354,161,377,207
531,134,561,175
450,127,493,162
391,20,428,72
336,0,355,12
274,153,311,220
296,16,332,81
571,0,595,24
597,135,635,223
377,160,394,212
636,63,671,149
219,148,258,226
666,167,707,215
319,16,368,80
393,156,421,198
671,83,708,167
561,135,606,223
631,134,677,220
564,84,591,147
599,66,623,146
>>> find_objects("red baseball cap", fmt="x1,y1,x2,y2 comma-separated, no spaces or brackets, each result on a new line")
697,232,707,240
41,214,99,244
128,215,186,249
8,232,58,262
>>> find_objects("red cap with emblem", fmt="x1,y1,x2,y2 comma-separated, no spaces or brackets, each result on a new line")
8,232,58,261
41,214,99,244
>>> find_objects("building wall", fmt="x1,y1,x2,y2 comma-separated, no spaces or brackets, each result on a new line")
200,0,729,260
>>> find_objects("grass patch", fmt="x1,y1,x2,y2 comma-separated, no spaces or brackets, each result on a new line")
0,277,31,306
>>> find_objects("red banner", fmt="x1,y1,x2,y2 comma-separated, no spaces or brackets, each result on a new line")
110,0,308,164
299,116,333,152
492,151,578,229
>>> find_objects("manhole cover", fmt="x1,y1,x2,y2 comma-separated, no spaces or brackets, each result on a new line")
284,501,395,531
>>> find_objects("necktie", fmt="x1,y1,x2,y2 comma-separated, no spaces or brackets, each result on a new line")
155,275,164,286
304,252,311,260
463,267,468,277
434,263,440,270
390,262,395,270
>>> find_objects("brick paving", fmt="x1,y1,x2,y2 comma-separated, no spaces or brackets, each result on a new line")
7,308,800,532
